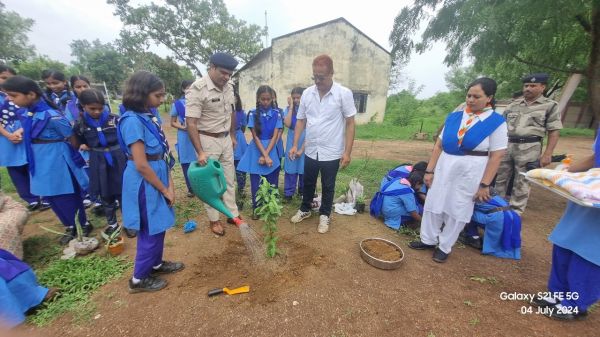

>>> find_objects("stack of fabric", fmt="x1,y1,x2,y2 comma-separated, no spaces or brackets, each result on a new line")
526,168,600,207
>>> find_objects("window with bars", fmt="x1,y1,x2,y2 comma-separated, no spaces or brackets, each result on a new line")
353,91,368,113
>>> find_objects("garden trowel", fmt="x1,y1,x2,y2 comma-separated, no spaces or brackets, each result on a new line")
207,285,250,297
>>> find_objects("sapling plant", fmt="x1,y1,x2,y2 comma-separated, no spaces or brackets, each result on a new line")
255,176,282,258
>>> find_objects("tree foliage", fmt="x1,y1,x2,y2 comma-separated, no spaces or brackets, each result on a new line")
70,39,129,93
0,2,35,63
107,0,265,75
13,55,67,80
390,0,600,122
132,52,195,96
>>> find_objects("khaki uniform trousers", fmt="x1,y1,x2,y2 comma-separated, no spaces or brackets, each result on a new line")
199,134,239,221
495,142,541,214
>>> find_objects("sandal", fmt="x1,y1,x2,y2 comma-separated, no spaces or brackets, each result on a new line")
209,220,225,236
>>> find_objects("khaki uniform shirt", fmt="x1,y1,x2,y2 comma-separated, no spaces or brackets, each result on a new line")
185,75,235,133
503,96,562,137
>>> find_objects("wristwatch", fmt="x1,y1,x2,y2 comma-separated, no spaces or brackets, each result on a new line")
479,182,490,188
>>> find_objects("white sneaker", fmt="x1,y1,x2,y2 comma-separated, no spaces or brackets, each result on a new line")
317,215,330,234
291,210,311,223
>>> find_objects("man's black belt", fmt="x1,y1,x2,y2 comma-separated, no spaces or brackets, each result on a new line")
32,138,66,144
90,144,121,152
508,136,542,143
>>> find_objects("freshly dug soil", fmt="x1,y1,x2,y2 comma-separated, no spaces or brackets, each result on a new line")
362,239,402,261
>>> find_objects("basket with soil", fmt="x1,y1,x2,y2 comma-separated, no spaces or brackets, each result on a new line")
359,238,404,270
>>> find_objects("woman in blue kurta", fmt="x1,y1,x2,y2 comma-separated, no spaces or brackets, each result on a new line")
236,85,283,219
72,89,133,238
118,71,183,293
1,76,91,246
0,249,53,328
41,69,73,112
282,87,305,201
169,80,196,196
0,65,48,210
530,130,600,320
233,93,248,195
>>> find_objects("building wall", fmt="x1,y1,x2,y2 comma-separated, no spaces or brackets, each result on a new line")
237,20,391,123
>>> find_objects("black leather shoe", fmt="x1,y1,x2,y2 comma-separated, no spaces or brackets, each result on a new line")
128,276,167,293
408,240,436,250
432,248,449,263
458,233,483,250
81,222,93,237
150,261,185,275
59,228,75,245
124,228,137,238
530,295,557,308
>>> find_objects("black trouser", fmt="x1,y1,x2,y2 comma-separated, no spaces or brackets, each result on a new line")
103,195,122,226
300,155,340,217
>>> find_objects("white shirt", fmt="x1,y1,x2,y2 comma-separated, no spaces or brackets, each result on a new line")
297,82,357,161
439,110,508,152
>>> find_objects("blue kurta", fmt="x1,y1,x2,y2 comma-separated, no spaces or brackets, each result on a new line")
282,107,305,174
236,107,283,175
0,95,27,167
233,109,248,161
119,110,175,235
169,98,197,164
470,195,521,260
549,202,600,266
25,100,89,196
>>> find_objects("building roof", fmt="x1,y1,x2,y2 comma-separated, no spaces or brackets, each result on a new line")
235,17,390,74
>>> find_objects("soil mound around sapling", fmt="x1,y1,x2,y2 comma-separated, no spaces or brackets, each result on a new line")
362,239,402,261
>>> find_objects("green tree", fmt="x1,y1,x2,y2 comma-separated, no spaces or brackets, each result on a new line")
390,0,600,122
69,39,129,93
0,2,35,63
13,55,67,80
132,52,194,96
107,0,265,75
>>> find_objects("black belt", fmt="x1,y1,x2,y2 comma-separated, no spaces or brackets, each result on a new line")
484,206,512,214
90,144,121,152
508,136,542,143
199,130,229,138
445,150,489,157
32,138,66,144
127,154,162,161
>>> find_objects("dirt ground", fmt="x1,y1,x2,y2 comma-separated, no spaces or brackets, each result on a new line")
14,136,599,337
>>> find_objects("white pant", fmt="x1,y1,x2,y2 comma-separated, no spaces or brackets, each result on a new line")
420,211,466,254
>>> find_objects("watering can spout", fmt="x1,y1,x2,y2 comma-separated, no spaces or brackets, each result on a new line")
187,159,235,219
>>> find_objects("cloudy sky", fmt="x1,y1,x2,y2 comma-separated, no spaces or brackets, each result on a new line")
4,0,453,98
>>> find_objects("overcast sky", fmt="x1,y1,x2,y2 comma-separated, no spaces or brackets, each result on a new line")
4,0,452,98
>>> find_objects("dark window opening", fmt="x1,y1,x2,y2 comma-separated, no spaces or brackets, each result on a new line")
353,92,368,113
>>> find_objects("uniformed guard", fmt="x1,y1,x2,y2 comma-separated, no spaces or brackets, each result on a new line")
185,52,242,236
495,73,563,214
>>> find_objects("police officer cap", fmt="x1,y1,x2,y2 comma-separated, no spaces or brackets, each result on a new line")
209,52,238,71
522,73,549,84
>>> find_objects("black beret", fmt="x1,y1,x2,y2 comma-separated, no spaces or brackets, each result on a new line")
522,73,549,84
209,52,238,71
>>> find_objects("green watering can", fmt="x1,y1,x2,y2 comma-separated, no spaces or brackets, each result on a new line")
187,158,235,219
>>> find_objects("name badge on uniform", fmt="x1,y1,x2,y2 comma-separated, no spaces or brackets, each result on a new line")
211,98,221,103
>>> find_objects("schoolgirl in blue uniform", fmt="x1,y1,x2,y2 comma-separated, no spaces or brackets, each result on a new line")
371,170,424,230
1,76,91,245
118,71,183,293
282,87,305,201
71,89,133,238
530,131,600,320
233,93,248,196
169,80,196,196
0,66,49,210
41,70,73,112
65,75,95,208
237,85,283,220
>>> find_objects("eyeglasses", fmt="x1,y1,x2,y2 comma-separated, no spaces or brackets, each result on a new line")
311,74,328,82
